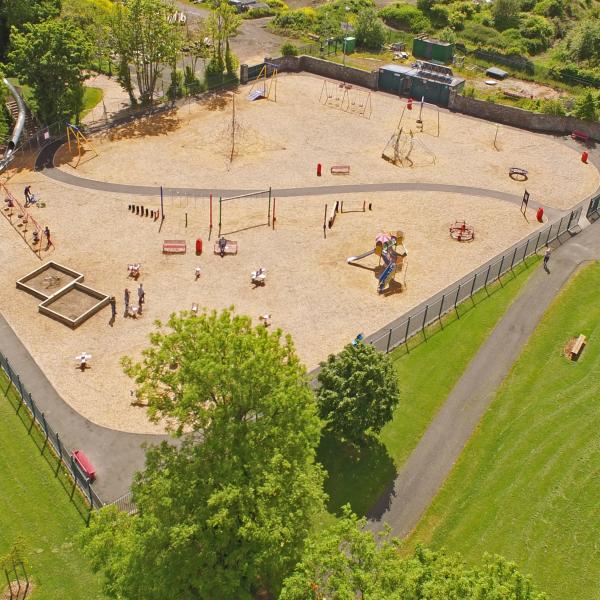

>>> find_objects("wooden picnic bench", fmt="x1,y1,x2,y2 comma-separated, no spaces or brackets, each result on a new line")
72,450,96,481
214,239,238,256
331,165,351,175
163,240,186,254
570,334,586,360
571,130,589,143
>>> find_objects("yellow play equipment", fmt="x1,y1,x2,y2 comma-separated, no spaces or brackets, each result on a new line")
66,122,98,168
247,63,278,102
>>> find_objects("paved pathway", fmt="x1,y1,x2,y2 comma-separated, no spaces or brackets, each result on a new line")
368,217,600,537
0,314,169,503
35,140,558,216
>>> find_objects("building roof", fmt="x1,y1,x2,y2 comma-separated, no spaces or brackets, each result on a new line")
380,62,465,88
486,67,509,79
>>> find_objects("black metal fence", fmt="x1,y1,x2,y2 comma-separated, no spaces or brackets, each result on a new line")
368,207,583,354
0,351,104,510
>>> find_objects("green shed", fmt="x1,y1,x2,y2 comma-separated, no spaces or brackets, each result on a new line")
343,36,356,54
412,36,454,64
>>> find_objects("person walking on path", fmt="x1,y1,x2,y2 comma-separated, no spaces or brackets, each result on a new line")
109,296,117,319
137,283,145,315
124,288,130,317
544,246,552,272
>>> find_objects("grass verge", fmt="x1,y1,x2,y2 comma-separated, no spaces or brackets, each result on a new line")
406,261,600,600
319,256,541,516
0,369,106,600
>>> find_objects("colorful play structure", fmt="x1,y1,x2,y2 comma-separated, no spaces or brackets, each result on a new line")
347,231,408,294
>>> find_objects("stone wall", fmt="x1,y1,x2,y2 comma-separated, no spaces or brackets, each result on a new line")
259,55,379,89
449,92,600,141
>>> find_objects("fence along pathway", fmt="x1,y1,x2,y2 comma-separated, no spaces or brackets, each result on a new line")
368,213,600,537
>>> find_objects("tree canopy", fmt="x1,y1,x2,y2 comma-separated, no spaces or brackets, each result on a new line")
109,0,183,105
280,508,549,600
82,309,326,599
316,342,400,444
8,18,92,124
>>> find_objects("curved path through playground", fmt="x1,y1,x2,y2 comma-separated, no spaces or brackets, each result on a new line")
368,214,600,538
35,140,559,216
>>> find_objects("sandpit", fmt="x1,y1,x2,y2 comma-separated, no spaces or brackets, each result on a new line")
0,72,597,434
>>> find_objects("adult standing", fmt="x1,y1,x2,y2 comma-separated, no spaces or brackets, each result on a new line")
137,283,145,315
124,288,130,317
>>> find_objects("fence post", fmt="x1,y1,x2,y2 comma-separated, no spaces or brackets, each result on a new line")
498,255,505,286
438,294,445,329
386,328,392,353
69,455,78,499
41,412,49,453
55,433,63,476
422,305,429,340
469,274,477,304
27,394,36,434
523,238,531,264
454,285,461,318
404,316,411,352
483,264,492,295
544,226,552,246
16,374,24,399
87,479,94,509
509,246,518,274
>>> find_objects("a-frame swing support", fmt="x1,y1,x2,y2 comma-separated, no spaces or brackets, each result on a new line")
66,123,98,167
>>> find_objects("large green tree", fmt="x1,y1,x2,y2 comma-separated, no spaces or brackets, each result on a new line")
8,19,92,124
355,7,386,52
109,0,183,105
317,342,400,444
0,0,60,59
61,0,114,73
81,309,326,599
280,508,549,599
206,0,242,78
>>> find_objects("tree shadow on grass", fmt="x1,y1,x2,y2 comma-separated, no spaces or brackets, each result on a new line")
317,432,396,518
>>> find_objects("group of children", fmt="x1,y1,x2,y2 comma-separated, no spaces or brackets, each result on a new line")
122,283,145,319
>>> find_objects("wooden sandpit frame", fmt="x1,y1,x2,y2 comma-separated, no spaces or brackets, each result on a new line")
38,282,110,329
16,261,84,301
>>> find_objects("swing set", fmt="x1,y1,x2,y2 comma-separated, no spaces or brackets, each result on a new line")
66,123,98,168
319,80,372,119
247,63,278,102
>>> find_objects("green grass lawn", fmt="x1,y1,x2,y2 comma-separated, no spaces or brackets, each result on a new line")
406,261,600,600
319,257,541,516
0,372,106,600
79,86,104,120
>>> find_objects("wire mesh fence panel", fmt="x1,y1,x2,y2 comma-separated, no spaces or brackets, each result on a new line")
488,259,502,284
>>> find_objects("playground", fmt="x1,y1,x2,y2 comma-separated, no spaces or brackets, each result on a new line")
0,72,598,433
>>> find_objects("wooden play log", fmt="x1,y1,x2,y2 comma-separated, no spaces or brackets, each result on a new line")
328,201,339,229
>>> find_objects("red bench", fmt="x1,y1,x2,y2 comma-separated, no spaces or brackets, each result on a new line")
72,450,96,481
162,239,186,254
571,130,589,143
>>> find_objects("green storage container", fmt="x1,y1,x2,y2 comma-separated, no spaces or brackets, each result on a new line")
343,37,356,54
412,37,454,64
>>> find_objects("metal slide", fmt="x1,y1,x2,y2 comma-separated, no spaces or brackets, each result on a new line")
346,248,375,263
0,77,27,173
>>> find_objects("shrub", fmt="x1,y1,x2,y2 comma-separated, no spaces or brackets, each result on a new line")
355,7,386,51
379,3,430,32
573,90,599,121
245,7,276,18
540,98,566,115
280,41,298,56
519,15,553,54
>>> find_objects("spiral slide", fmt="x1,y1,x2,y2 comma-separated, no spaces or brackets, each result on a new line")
0,77,27,173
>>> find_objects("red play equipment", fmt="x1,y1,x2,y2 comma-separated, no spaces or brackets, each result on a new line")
582,151,589,164
317,163,322,176
536,207,544,223
449,220,475,242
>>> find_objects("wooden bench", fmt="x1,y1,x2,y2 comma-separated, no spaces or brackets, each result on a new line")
163,240,186,254
72,450,96,481
571,130,589,143
331,165,350,175
570,334,586,360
